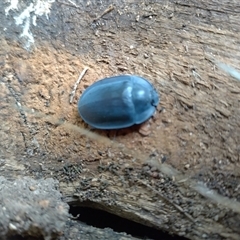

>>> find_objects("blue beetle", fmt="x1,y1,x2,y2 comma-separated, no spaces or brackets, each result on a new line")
77,75,159,129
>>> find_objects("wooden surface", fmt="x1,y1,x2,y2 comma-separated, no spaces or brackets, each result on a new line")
0,0,240,239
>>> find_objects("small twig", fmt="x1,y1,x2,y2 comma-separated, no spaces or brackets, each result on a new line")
137,179,196,223
69,67,88,104
192,69,201,80
93,5,114,22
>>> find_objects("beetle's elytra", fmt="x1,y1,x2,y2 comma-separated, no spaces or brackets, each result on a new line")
77,75,159,129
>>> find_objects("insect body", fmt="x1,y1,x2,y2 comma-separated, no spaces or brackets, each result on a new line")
78,75,159,129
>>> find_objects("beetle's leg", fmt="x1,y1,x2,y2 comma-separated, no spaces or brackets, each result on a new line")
138,120,151,136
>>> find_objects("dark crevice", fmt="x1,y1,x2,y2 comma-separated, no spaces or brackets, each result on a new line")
7,236,43,240
69,206,189,240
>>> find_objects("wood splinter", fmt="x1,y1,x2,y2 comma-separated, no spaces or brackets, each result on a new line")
93,5,114,22
69,67,88,104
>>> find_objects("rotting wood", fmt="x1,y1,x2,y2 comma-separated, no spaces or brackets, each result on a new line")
1,0,240,239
